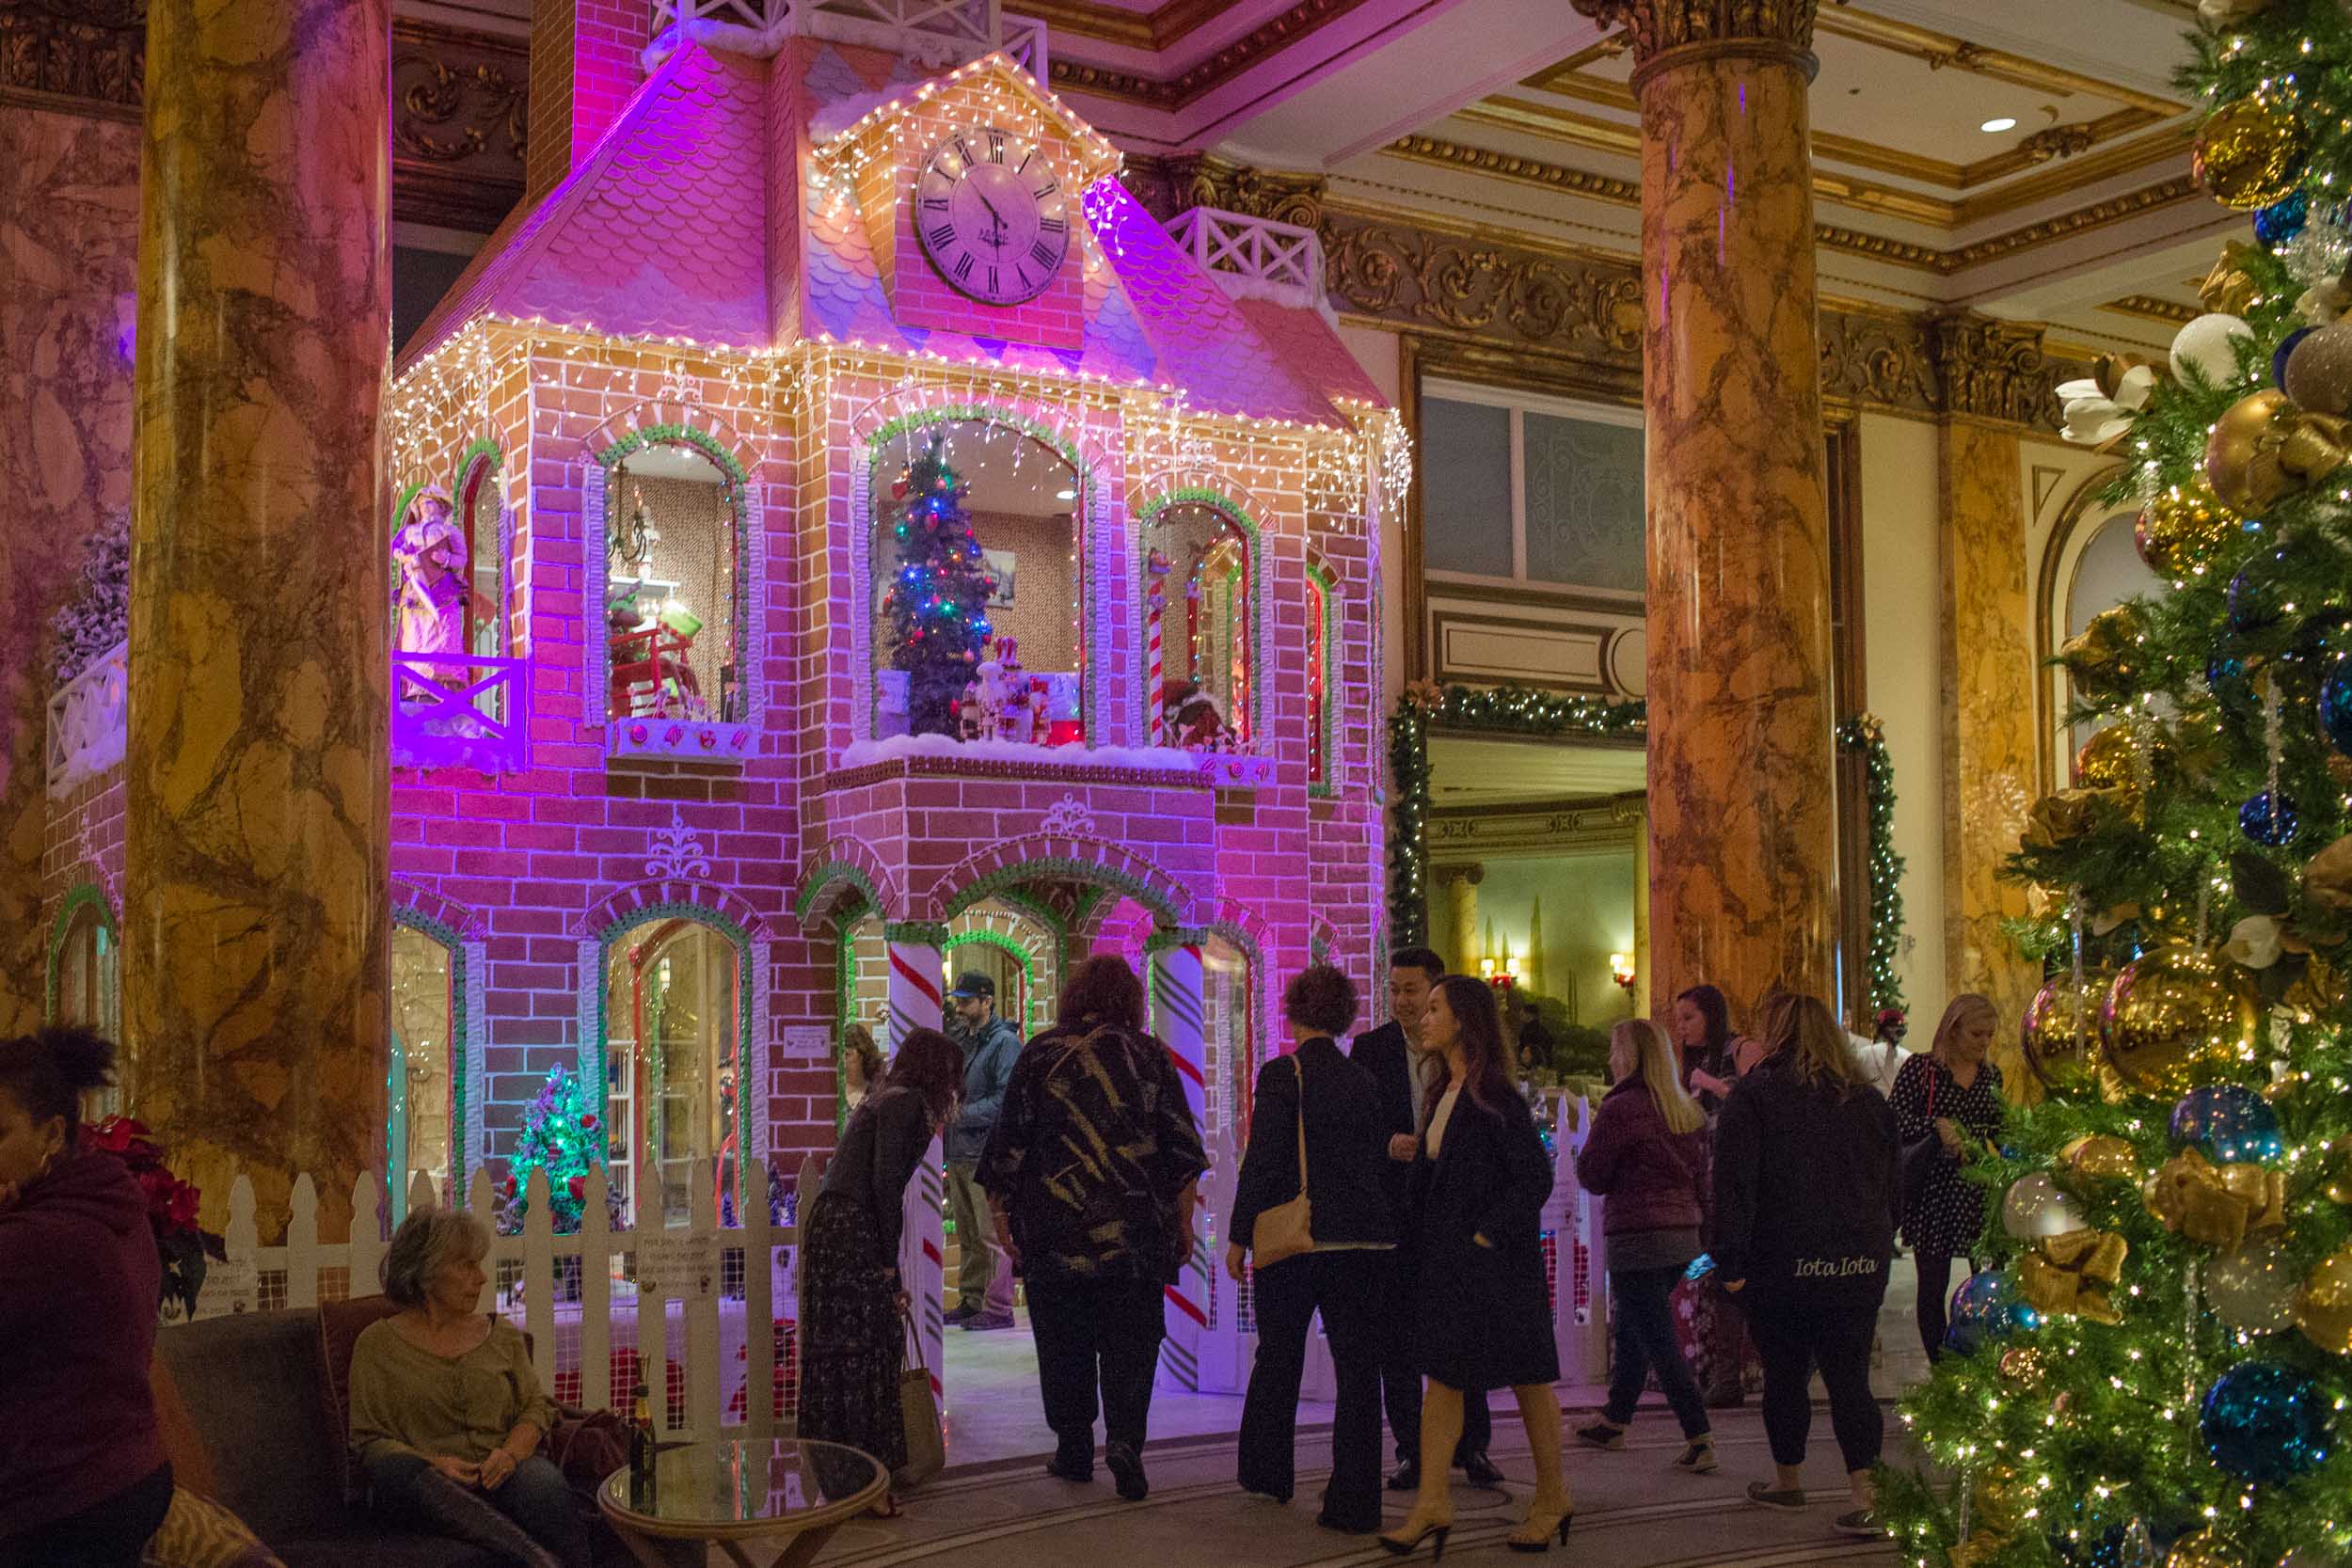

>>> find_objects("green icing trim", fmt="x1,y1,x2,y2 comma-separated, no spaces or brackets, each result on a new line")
44,882,117,1028
883,920,954,947
1136,488,1267,745
392,907,470,1196
946,855,1180,927
596,422,749,487
793,861,883,923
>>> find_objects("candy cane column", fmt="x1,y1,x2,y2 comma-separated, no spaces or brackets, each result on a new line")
1148,933,1212,1390
1146,567,1168,745
885,921,949,1397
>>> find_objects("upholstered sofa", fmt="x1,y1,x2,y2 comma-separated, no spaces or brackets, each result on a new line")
155,1303,584,1568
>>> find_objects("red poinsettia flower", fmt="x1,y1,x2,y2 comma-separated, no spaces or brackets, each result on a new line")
566,1174,587,1201
580,1114,599,1131
86,1116,150,1156
165,1179,201,1231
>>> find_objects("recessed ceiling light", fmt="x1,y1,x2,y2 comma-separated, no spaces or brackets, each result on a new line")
1056,487,1076,499
1980,116,2017,133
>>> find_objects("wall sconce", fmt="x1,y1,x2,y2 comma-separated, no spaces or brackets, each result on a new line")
1478,946,1521,989
1610,952,1636,993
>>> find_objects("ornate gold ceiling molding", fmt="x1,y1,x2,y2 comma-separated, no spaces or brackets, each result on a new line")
2100,293,2200,325
1044,0,1387,110
1813,5,2183,117
1319,199,2088,431
1565,0,1820,86
1383,132,2202,274
1013,0,1246,54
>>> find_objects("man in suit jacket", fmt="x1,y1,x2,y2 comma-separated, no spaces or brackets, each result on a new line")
1347,947,1499,1491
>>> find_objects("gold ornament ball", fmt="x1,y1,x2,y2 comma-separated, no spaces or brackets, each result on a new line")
2284,320,2352,419
2060,605,2150,699
2023,972,2112,1091
2296,1244,2352,1355
2195,96,2306,210
2074,722,2161,793
2137,479,2240,578
1997,1346,2051,1389
1973,1463,2031,1534
2168,1532,2241,1568
2101,945,2260,1096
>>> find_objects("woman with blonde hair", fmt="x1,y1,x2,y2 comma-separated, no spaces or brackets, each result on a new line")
1571,1018,1714,1470
1889,992,2004,1361
1713,993,1897,1538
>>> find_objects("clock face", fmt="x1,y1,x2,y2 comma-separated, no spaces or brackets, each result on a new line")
914,127,1071,307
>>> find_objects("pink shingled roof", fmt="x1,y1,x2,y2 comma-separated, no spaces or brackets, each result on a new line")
401,45,771,368
1232,296,1387,408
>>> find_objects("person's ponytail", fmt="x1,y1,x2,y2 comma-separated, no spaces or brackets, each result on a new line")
0,1027,118,1148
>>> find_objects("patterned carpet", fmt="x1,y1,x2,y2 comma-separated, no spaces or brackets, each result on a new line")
803,1406,1909,1567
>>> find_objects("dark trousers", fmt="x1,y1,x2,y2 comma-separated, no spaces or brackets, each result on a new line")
1601,1265,1709,1439
1027,1274,1167,1452
365,1449,591,1568
1376,1252,1491,1465
0,1464,172,1568
1745,1296,1884,1475
1914,1253,1975,1362
1237,1250,1385,1528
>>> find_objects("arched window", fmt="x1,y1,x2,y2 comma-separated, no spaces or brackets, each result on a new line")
49,891,119,1116
2062,509,2165,759
390,920,459,1221
606,444,746,727
869,417,1085,746
1306,562,1336,787
457,447,508,663
1141,499,1257,750
602,913,746,1227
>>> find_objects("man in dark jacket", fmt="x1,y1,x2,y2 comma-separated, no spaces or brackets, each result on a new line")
945,973,1023,1329
1347,947,1499,1491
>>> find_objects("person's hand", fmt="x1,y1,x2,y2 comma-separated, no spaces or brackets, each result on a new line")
428,1454,482,1487
1472,1232,1495,1250
1388,1132,1418,1163
477,1448,520,1491
1691,1070,1729,1098
993,1212,1021,1270
894,1290,912,1316
1722,1278,1746,1294
1225,1242,1247,1282
1934,1117,1964,1157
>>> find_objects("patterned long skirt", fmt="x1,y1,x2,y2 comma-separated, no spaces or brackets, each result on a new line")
796,1192,909,1473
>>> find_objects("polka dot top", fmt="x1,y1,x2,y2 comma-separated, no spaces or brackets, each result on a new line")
1889,1052,2005,1258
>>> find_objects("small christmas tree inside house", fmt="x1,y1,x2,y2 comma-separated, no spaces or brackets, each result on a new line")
881,436,996,737
496,1065,614,1235
1878,5,2352,1565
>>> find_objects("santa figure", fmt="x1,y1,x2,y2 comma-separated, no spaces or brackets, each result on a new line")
993,638,1031,744
1164,679,1231,752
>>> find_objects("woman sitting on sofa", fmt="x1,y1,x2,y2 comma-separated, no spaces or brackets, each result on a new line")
348,1207,588,1568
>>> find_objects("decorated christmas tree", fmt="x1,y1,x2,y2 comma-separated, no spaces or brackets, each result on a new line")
1879,6,2352,1564
496,1066,612,1235
881,436,995,736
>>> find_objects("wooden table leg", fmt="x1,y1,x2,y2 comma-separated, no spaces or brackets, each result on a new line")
609,1521,705,1568
766,1522,841,1568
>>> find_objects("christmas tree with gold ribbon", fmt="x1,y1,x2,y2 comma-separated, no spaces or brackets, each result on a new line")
1879,4,2352,1564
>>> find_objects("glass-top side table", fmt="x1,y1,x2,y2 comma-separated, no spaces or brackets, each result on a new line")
596,1438,886,1568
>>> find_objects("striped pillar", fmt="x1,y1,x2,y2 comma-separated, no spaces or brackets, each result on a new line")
1147,580,1167,745
884,922,948,1397
1149,934,1210,1389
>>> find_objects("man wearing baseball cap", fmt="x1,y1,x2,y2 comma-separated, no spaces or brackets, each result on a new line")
945,972,1023,1329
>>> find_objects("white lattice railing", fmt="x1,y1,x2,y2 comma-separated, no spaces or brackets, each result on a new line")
47,640,127,798
393,652,532,774
647,0,1047,76
1167,208,1327,313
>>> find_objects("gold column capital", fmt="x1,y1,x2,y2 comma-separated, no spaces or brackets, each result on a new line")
1568,0,1820,88
1930,310,2063,428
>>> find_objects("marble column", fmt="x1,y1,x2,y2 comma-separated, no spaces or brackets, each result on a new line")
125,0,391,1243
1936,407,2041,1065
1576,0,1838,1019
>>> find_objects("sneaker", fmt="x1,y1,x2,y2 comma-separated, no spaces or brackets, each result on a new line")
1834,1508,1883,1538
961,1312,1016,1331
1744,1481,1806,1513
944,1303,978,1326
1672,1439,1717,1474
1105,1441,1148,1501
1573,1420,1627,1451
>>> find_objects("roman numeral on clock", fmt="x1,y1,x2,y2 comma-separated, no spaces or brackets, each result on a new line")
930,223,956,247
1040,216,1065,233
1029,240,1057,268
1033,179,1058,198
922,197,948,211
987,266,999,294
987,130,1005,163
953,254,974,280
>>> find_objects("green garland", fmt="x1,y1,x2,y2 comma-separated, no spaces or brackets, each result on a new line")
1837,714,1908,1018
1387,683,1646,949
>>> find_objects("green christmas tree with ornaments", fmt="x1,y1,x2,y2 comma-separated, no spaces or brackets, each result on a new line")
1877,5,2352,1565
495,1066,613,1235
881,435,995,737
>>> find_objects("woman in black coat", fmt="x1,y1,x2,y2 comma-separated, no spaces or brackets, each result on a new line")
1228,966,1396,1534
1382,975,1571,1559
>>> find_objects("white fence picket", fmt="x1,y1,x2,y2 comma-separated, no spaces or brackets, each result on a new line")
348,1174,387,1299
686,1159,723,1441
522,1167,557,1393
580,1166,614,1414
286,1176,320,1308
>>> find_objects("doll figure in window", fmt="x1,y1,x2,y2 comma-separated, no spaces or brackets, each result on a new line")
606,595,707,721
992,637,1032,744
1164,679,1232,752
392,496,492,693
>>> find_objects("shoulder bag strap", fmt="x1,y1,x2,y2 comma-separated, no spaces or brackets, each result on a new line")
1292,1051,1310,1195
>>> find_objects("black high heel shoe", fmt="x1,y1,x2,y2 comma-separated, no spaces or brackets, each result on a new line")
1378,1519,1453,1559
1506,1509,1574,1553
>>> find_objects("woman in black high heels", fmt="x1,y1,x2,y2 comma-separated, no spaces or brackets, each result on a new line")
1380,976,1572,1558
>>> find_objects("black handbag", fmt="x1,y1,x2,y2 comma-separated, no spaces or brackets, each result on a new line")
1898,1066,1944,1214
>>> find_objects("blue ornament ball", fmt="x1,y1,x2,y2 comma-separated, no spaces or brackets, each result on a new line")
2257,189,2312,248
2277,326,2317,391
2323,656,2352,757
2169,1084,2285,1164
2201,1361,2335,1485
2241,789,2300,847
2229,546,2293,632
1946,1269,2042,1356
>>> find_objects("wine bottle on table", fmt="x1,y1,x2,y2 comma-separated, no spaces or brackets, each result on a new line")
628,1381,655,1507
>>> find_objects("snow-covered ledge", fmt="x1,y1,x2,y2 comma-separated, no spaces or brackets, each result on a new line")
838,732,1266,789
47,641,127,798
1167,208,1328,319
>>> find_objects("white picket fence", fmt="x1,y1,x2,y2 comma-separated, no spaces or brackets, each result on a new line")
191,1157,811,1444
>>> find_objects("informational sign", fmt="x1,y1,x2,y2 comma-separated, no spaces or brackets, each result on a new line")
783,1025,832,1061
193,1256,258,1318
635,1232,718,1300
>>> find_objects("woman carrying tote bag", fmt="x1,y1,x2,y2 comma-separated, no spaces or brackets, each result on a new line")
1227,966,1396,1534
